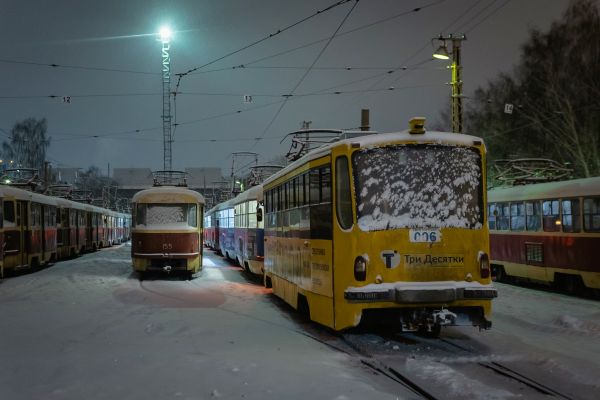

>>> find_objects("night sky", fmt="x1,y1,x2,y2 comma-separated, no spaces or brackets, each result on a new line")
0,0,568,176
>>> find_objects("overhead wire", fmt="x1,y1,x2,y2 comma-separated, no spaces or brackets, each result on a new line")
171,0,353,142
251,0,360,148
463,0,512,34
0,58,158,76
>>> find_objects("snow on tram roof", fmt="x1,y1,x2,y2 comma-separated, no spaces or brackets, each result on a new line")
263,129,485,186
488,176,600,202
232,184,263,204
132,186,205,204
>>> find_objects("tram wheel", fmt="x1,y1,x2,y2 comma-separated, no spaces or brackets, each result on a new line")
559,274,583,294
138,271,145,281
495,265,506,283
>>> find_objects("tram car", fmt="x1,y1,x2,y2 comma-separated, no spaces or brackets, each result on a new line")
488,176,600,295
0,185,58,274
204,206,218,249
0,181,131,279
55,197,86,259
131,186,205,279
214,198,236,260
232,184,265,275
262,118,497,334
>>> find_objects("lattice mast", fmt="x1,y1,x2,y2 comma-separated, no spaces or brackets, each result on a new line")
161,33,172,171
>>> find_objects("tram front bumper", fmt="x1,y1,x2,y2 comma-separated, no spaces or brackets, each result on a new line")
344,281,498,303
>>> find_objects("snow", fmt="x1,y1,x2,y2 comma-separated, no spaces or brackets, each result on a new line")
345,280,496,293
354,144,483,231
2,244,599,399
0,245,402,400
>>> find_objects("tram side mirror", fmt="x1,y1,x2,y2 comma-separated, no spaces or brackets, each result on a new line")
257,207,263,222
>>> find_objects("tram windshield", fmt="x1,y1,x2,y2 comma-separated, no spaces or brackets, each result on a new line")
135,203,197,228
353,144,483,231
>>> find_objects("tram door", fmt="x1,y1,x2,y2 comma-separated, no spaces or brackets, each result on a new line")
16,201,28,267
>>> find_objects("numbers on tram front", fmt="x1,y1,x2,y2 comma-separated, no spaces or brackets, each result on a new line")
409,229,441,243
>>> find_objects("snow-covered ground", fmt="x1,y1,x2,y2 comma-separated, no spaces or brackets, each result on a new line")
0,245,405,400
1,245,599,399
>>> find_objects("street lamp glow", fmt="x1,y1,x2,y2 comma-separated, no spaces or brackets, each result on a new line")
159,26,173,43
433,43,450,60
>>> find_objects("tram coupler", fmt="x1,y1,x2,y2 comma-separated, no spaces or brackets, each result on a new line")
432,308,457,325
163,265,172,273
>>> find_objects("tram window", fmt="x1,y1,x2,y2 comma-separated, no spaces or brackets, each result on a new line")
276,186,281,212
291,177,298,209
525,201,542,231
135,204,146,227
0,201,3,229
297,175,304,206
583,197,600,232
353,144,483,230
228,208,234,228
31,204,41,227
561,199,581,233
310,169,320,204
335,156,353,229
248,200,257,227
4,201,15,227
303,173,310,206
488,203,497,230
188,205,198,227
542,199,561,232
321,167,331,203
510,202,525,231
496,203,509,230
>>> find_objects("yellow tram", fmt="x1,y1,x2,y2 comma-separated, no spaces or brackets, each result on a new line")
263,118,497,334
131,184,205,279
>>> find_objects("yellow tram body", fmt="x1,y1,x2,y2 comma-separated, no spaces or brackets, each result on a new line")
263,122,496,332
131,186,205,277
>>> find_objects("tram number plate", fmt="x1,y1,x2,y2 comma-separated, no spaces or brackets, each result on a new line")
409,229,441,243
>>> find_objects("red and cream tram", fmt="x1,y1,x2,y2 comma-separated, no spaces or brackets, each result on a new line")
488,176,600,295
131,185,205,279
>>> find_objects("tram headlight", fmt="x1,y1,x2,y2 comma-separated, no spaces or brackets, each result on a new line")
354,256,367,281
478,251,490,279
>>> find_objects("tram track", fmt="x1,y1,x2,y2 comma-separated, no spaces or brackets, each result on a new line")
292,324,442,400
297,321,583,400
437,336,576,400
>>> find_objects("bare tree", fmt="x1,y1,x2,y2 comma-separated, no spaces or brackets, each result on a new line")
465,0,600,178
1,118,51,172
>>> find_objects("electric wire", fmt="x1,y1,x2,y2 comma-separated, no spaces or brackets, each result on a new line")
0,58,157,76
252,0,360,148
463,0,512,34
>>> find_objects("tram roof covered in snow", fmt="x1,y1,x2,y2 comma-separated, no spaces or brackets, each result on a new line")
132,186,205,204
488,176,600,202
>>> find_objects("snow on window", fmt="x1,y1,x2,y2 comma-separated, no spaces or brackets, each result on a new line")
353,144,483,231
145,204,187,226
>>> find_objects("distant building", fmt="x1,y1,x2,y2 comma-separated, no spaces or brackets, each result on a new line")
113,167,225,209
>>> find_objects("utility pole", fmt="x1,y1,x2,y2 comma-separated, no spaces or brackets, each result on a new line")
433,34,466,133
